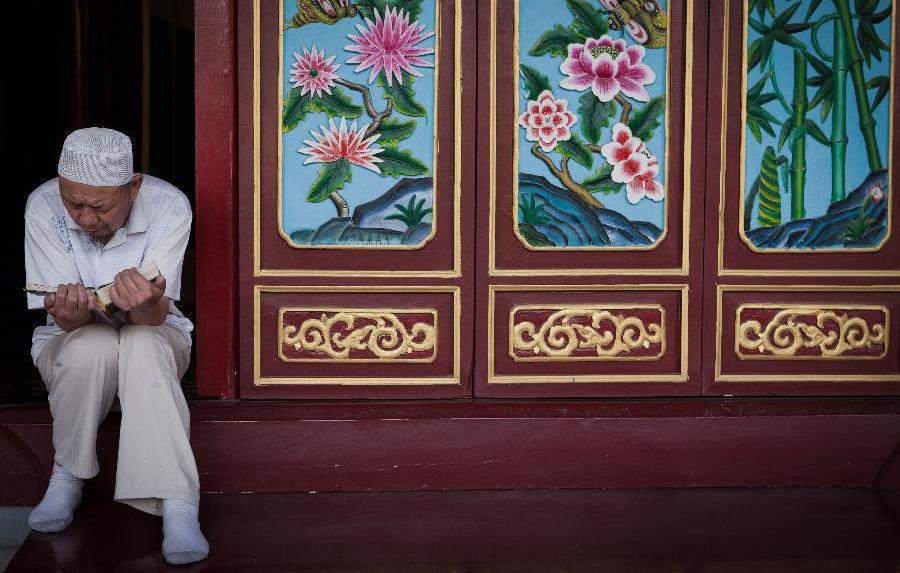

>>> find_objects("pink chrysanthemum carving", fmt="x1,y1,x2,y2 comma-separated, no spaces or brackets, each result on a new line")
559,35,656,102
289,45,341,98
299,117,384,174
344,7,435,86
518,90,577,152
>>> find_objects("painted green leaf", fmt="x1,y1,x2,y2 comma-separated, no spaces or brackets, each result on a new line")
307,159,352,203
283,90,316,133
866,75,890,110
627,96,665,142
803,0,824,20
557,134,593,169
804,119,829,147
566,0,608,39
578,92,615,144
777,120,792,151
356,0,423,21
529,24,582,57
519,63,552,100
582,163,622,195
315,88,364,119
379,73,428,118
376,119,418,143
377,146,429,177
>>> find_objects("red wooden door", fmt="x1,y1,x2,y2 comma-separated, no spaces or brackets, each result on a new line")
702,0,900,396
237,0,476,398
474,0,706,397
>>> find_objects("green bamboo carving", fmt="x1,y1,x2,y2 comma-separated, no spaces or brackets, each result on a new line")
830,18,848,202
832,0,883,171
757,146,783,228
790,49,807,221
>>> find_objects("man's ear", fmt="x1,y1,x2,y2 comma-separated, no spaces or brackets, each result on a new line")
129,174,144,200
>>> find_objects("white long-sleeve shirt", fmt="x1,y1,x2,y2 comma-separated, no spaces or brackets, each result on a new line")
24,175,194,363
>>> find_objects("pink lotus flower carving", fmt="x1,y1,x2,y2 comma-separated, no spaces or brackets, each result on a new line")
289,45,341,98
559,36,656,102
345,7,435,86
518,90,578,152
299,117,384,174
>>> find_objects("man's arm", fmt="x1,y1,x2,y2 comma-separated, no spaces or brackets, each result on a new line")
43,284,97,331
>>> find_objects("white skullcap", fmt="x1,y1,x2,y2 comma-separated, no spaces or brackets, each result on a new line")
58,127,134,186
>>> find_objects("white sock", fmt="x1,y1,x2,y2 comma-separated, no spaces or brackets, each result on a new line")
161,499,209,565
28,463,83,533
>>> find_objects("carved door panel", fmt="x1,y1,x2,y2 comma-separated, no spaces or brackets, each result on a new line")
474,0,706,397
703,0,900,395
237,0,475,398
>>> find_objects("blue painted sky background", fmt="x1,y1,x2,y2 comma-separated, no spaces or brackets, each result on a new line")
745,0,892,226
281,1,437,234
518,0,668,229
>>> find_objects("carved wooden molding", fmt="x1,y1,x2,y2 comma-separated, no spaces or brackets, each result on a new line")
509,305,665,362
280,308,438,362
735,305,888,360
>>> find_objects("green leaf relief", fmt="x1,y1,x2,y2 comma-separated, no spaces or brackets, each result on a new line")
529,24,582,57
378,73,428,118
578,92,616,144
566,0,608,39
582,163,622,195
377,146,429,177
307,158,352,203
519,63,552,100
627,96,665,141
376,119,418,144
557,134,593,169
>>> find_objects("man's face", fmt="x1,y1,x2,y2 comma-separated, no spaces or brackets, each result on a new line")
58,174,143,243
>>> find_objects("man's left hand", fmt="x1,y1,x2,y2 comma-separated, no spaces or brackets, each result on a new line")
109,268,167,312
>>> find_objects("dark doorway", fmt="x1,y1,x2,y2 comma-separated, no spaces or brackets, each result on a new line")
1,0,196,403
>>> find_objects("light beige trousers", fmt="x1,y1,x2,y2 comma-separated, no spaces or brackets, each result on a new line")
36,322,199,516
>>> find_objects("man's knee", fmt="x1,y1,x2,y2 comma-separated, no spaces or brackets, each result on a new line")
118,325,177,375
53,323,119,370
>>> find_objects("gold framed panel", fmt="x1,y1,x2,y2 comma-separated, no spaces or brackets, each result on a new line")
717,0,899,276
488,284,689,383
255,285,461,385
714,284,900,382
252,0,463,277
488,0,694,276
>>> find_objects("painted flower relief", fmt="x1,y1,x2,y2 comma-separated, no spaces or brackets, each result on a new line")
516,0,668,249
559,36,656,102
300,117,384,173
345,6,436,86
742,0,892,250
281,0,437,248
518,90,578,152
289,45,341,97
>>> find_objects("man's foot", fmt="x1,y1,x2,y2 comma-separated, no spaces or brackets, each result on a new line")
161,499,209,565
28,463,83,533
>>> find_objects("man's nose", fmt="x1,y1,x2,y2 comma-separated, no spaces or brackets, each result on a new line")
79,209,98,228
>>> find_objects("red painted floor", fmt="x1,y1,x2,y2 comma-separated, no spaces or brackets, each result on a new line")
7,488,900,572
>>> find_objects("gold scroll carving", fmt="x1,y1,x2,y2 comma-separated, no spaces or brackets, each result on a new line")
735,306,888,359
510,307,665,361
281,310,437,361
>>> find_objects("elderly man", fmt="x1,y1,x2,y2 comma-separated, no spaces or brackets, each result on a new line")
24,127,208,565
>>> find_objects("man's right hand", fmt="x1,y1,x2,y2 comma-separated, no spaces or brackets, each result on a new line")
43,284,96,332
